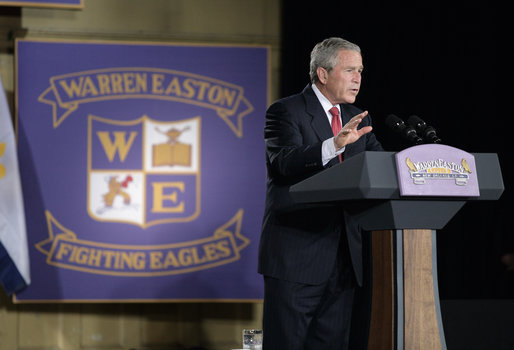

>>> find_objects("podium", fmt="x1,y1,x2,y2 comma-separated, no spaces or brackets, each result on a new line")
289,150,504,350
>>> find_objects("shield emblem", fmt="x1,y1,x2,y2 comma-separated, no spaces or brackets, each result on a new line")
87,114,201,227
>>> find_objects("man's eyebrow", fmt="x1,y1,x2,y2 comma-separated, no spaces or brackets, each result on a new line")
344,65,364,70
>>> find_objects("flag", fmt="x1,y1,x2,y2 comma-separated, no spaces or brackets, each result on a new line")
0,76,30,294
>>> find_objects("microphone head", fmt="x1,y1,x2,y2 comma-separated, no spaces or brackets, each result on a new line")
408,115,426,132
409,115,443,143
385,114,405,132
385,114,423,145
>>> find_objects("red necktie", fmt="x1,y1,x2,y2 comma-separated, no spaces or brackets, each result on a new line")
329,106,343,162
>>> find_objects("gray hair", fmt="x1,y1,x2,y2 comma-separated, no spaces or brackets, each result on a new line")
309,37,361,83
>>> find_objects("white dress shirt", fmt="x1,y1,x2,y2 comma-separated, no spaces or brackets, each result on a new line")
311,84,345,166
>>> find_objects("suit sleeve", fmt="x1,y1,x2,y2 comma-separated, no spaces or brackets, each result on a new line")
264,101,325,183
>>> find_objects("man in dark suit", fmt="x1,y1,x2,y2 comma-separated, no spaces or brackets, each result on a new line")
258,37,383,349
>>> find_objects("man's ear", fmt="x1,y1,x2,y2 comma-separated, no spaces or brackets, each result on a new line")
317,67,328,84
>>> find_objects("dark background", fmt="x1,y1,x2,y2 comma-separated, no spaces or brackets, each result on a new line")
280,0,513,300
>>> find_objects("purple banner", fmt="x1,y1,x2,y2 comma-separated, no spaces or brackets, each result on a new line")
15,39,268,301
0,0,82,8
395,144,480,197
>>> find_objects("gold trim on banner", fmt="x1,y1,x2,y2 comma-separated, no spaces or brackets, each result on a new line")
38,67,253,137
35,210,250,276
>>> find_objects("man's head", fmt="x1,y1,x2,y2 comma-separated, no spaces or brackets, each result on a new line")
310,37,364,105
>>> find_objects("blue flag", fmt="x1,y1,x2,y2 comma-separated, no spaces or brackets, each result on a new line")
0,76,30,294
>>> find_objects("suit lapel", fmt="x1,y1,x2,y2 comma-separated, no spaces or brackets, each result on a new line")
302,85,333,142
339,104,352,126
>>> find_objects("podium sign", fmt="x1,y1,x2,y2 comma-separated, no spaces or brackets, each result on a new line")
395,144,480,197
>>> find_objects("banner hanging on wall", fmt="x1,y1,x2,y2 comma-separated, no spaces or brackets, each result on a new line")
0,0,83,8
15,39,268,302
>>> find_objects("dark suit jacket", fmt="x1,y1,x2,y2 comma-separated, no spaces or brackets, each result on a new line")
258,84,383,286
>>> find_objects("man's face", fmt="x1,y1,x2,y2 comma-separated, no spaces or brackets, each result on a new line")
317,49,363,105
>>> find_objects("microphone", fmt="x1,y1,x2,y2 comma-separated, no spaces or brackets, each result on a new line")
407,115,442,144
385,114,423,145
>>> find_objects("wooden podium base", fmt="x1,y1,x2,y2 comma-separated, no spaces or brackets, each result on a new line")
367,229,447,350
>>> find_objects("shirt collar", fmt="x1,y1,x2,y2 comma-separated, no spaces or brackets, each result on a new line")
311,83,339,116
